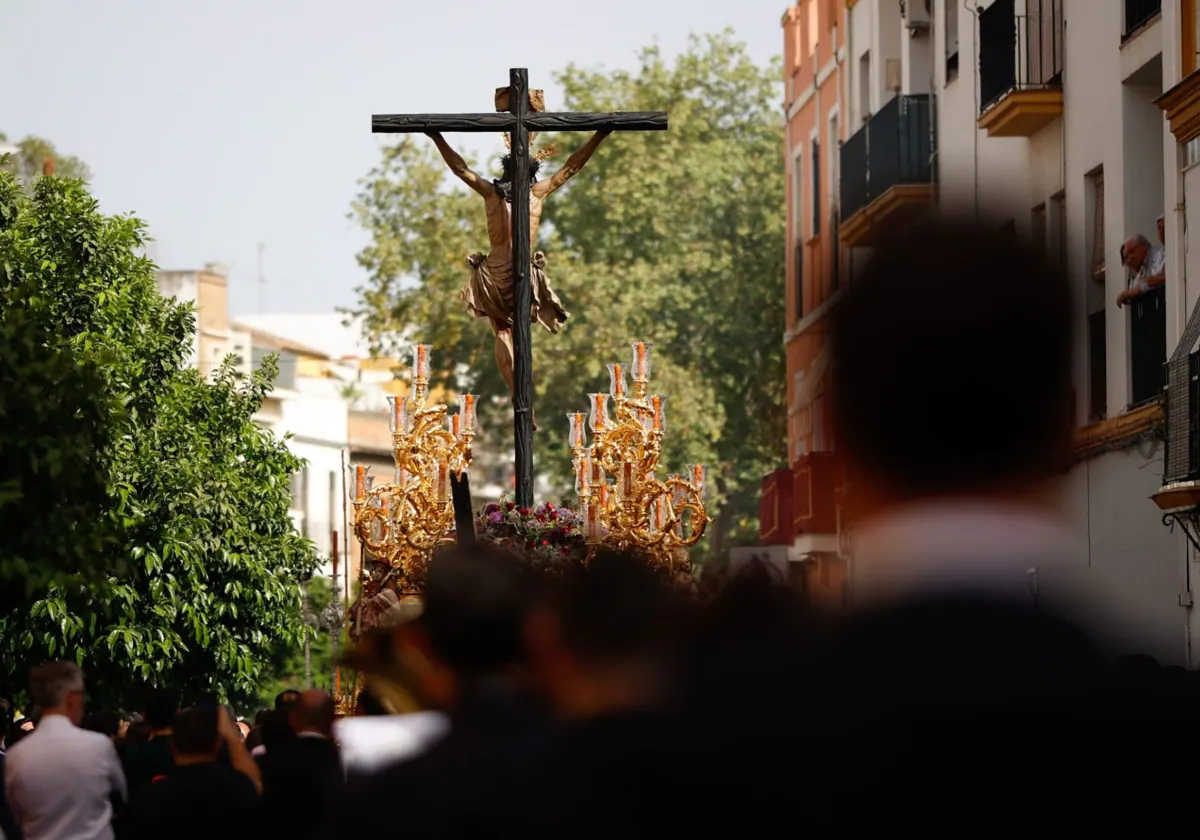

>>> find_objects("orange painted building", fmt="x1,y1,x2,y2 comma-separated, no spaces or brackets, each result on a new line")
750,0,848,605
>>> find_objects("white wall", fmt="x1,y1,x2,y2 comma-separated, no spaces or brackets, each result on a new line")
934,0,1036,220
848,0,873,131
918,0,1192,663
155,271,200,370
1054,447,1186,664
274,383,350,562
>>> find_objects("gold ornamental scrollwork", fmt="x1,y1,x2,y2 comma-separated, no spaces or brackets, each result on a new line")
568,341,710,575
352,344,477,597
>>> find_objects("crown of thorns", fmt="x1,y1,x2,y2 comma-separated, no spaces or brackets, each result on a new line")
502,133,557,162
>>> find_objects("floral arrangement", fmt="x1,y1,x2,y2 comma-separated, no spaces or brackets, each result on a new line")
473,497,588,571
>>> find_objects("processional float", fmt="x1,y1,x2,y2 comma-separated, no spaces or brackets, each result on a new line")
332,339,710,714
334,344,477,715
567,340,710,576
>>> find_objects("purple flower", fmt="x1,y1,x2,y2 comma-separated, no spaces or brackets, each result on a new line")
488,511,504,525
484,503,501,515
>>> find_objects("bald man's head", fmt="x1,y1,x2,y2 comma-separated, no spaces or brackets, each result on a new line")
289,689,335,737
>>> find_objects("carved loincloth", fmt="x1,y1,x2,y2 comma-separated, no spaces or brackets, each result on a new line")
461,251,569,333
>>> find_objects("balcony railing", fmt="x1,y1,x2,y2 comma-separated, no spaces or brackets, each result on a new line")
1124,0,1161,37
1130,287,1167,406
840,128,869,220
979,0,1063,114
838,94,933,223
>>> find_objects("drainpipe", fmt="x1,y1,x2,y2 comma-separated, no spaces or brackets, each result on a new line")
843,8,854,285
929,0,939,209
835,20,844,287
965,0,981,216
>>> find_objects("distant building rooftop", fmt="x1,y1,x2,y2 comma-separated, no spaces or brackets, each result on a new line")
235,313,374,361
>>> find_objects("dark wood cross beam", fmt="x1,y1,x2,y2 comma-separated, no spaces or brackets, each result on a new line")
373,68,667,510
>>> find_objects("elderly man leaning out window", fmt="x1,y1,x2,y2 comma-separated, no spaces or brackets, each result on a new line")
1116,231,1166,308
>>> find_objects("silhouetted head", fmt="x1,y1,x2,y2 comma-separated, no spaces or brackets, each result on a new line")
290,689,335,737
83,709,121,739
832,217,1072,510
493,154,541,204
144,688,177,731
422,545,530,677
172,707,220,758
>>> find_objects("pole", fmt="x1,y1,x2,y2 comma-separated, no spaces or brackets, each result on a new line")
330,530,341,693
257,243,266,314
508,68,535,510
302,580,313,689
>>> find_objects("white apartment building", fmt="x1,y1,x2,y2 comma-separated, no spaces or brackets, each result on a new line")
837,0,1198,663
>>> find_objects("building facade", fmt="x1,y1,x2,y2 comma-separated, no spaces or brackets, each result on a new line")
757,0,851,606
757,0,1200,663
155,264,237,375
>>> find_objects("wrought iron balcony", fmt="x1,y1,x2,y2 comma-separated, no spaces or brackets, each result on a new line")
978,0,1064,137
838,94,934,248
1124,0,1162,37
1130,286,1167,407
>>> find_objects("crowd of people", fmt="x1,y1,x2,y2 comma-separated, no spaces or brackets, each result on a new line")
4,217,1199,839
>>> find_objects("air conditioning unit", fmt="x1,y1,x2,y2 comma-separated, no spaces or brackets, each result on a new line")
901,0,931,31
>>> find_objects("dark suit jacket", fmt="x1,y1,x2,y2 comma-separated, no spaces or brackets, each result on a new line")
0,750,20,840
337,681,548,839
670,589,1200,834
257,736,341,840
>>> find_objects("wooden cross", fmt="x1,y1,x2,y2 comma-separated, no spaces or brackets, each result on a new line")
373,68,667,509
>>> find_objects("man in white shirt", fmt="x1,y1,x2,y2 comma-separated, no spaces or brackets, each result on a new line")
3,662,126,840
1117,232,1166,307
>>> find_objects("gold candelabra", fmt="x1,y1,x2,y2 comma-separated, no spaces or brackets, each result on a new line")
568,340,710,573
352,344,477,596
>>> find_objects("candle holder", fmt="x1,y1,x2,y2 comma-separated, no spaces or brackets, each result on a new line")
568,340,710,574
352,344,477,596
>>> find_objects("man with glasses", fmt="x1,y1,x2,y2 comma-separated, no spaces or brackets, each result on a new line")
3,662,126,840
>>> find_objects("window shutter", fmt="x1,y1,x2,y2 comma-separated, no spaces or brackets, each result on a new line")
1091,173,1106,278
812,140,821,237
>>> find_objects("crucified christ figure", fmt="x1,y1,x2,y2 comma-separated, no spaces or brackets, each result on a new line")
426,129,610,426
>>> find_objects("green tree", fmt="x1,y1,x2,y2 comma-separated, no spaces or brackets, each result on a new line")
348,32,786,556
0,170,319,706
0,132,91,187
250,576,341,712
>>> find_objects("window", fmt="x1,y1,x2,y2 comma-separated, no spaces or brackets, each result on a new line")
829,113,841,290
808,0,820,57
1188,137,1200,169
793,149,805,319
859,52,872,123
795,237,805,320
1086,168,1107,420
813,393,828,452
1089,311,1107,420
1050,192,1067,273
1031,203,1047,255
793,11,804,72
945,0,960,83
792,153,804,239
811,139,821,238
1089,169,1106,279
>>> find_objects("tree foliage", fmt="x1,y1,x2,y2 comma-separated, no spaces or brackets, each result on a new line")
348,32,786,554
0,131,91,187
0,170,318,706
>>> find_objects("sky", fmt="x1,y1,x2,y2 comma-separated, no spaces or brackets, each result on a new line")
6,0,786,317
